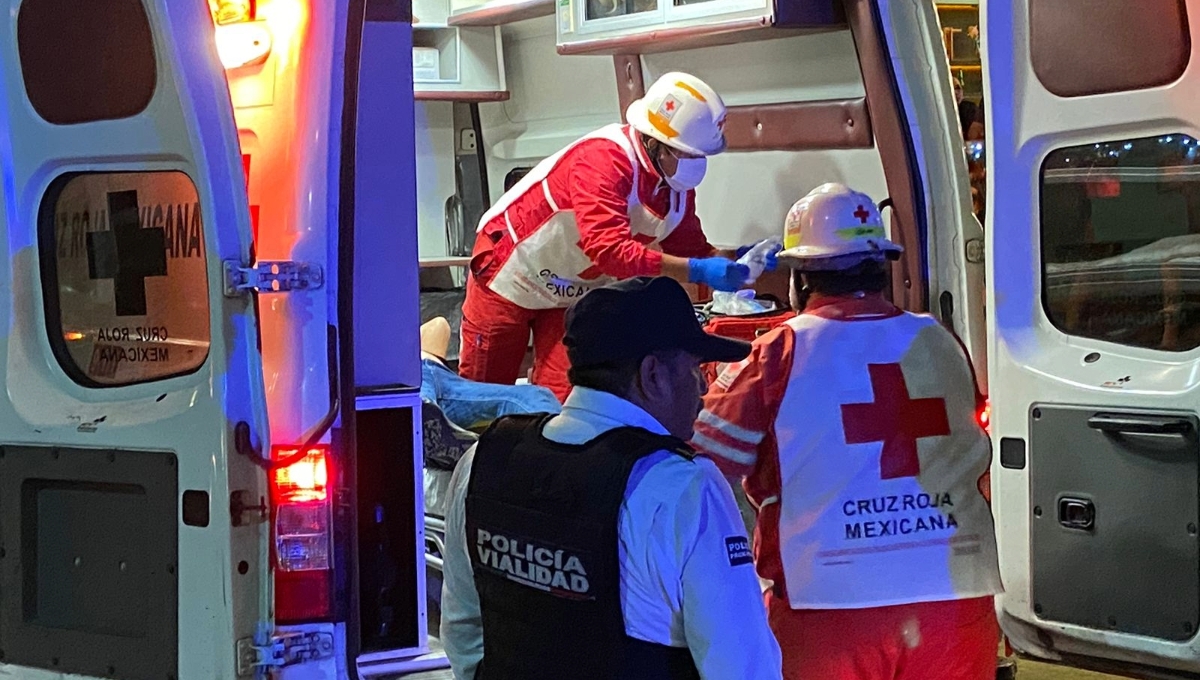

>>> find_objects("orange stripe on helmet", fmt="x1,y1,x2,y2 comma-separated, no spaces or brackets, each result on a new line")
675,81,707,102
646,110,680,139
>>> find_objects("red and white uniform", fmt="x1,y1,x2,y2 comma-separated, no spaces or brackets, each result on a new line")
692,295,1002,679
460,124,713,399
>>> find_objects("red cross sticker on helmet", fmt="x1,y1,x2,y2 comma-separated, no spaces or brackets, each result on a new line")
853,205,871,223
659,94,681,121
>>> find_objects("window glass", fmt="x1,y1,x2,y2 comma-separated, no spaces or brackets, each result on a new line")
1030,0,1189,97
17,0,156,125
1041,135,1200,352
586,0,657,21
41,172,211,386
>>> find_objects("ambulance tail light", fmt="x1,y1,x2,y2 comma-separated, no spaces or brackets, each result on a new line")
978,400,991,433
272,445,333,622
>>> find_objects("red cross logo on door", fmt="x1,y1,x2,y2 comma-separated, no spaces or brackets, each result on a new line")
853,205,871,224
841,363,950,479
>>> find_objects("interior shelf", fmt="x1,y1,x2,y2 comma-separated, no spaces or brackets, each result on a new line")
414,90,511,101
419,256,473,267
448,0,555,26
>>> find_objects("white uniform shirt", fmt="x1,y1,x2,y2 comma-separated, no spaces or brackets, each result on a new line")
440,387,782,680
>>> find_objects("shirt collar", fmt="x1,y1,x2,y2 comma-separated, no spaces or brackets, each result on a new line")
560,386,670,436
804,292,902,321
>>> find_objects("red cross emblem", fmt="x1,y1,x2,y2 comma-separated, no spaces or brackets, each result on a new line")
665,99,676,112
853,204,871,224
841,363,950,479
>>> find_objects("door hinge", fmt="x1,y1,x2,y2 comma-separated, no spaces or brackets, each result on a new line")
237,630,334,676
224,260,325,297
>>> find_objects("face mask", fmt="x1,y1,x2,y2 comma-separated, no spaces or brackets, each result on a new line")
665,157,707,192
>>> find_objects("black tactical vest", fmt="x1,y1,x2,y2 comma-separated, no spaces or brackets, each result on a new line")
465,414,702,680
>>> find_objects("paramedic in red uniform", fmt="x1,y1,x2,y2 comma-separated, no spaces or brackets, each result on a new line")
691,183,1003,680
459,72,765,401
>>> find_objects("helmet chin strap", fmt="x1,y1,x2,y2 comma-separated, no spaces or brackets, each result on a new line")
640,134,671,182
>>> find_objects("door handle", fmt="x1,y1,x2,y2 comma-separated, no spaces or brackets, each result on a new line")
1087,413,1193,436
1059,497,1095,531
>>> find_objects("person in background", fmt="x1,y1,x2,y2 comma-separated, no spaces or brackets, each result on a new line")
441,276,783,680
967,97,986,141
458,71,775,401
958,99,978,140
692,183,1002,680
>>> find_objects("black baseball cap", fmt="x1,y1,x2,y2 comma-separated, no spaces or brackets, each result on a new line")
563,277,752,368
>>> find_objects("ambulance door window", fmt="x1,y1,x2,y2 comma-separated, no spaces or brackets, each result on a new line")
1041,134,1200,352
17,0,156,125
1029,0,1190,98
40,172,212,386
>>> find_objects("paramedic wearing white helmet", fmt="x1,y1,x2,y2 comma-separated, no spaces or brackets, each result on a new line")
441,276,783,680
691,183,1002,680
459,72,773,402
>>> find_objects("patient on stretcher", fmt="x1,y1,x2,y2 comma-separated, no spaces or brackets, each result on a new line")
420,317,562,432
420,317,562,515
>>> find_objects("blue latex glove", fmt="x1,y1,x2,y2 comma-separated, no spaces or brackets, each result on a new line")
688,257,751,292
736,240,781,273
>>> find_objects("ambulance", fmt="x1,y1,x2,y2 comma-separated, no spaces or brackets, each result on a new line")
0,0,1197,677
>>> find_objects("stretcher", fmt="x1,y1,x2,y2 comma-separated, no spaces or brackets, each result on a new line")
421,400,476,564
696,296,795,384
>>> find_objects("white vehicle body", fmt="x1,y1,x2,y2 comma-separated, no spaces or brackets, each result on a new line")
0,0,1196,677
985,0,1200,676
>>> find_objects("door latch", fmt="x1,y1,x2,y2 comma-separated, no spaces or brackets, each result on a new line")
223,260,324,297
230,490,268,527
1058,497,1096,531
237,630,334,676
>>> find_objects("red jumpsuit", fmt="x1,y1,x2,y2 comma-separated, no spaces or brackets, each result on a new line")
459,124,713,400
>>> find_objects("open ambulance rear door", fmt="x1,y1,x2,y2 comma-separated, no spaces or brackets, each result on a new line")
0,1,278,678
984,0,1200,675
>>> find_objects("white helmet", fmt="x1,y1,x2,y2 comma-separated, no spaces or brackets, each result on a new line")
626,72,727,157
778,183,903,270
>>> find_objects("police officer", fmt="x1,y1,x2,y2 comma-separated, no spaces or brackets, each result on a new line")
440,276,783,680
692,184,1002,680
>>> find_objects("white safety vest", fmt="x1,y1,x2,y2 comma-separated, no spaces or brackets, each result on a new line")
766,312,1002,609
480,124,686,310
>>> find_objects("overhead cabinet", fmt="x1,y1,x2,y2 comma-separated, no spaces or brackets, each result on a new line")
556,0,845,54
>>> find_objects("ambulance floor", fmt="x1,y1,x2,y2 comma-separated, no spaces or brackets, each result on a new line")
389,658,1120,679
1018,661,1120,679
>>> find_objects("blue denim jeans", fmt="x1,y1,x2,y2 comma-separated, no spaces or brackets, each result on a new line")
420,358,562,430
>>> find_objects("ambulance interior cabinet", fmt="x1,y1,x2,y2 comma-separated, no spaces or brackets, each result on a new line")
413,25,508,100
555,0,843,54
413,0,509,100
354,390,426,659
